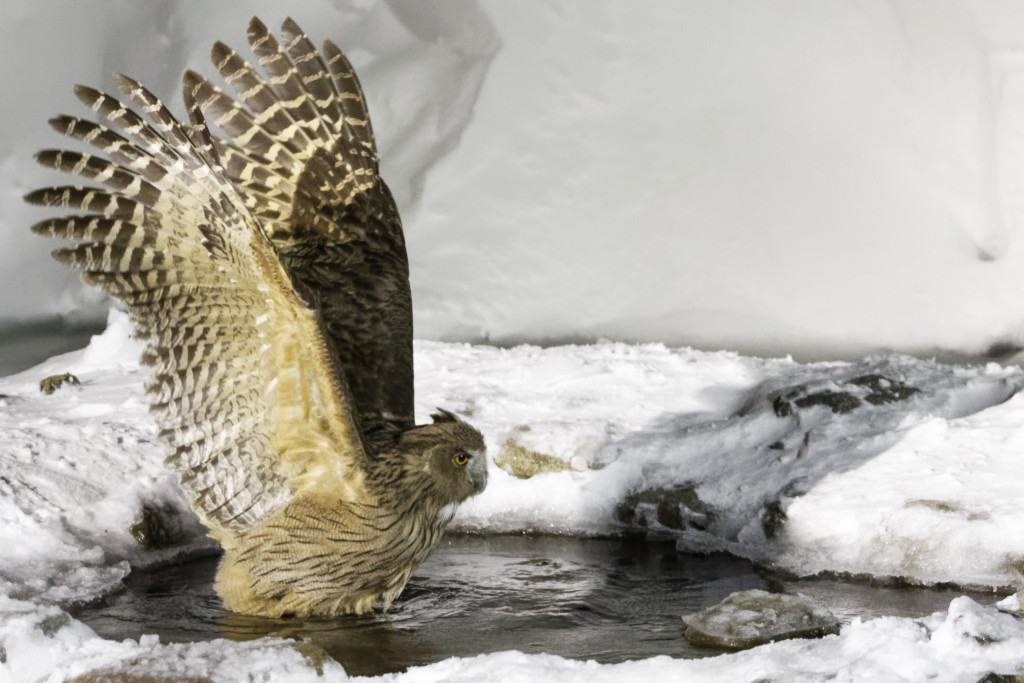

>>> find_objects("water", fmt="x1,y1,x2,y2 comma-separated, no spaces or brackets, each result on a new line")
73,535,987,676
0,319,105,377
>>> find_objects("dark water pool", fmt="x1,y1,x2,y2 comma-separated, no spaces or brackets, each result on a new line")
0,319,105,377
73,535,989,676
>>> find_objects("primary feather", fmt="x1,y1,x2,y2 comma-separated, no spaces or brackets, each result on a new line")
30,17,486,617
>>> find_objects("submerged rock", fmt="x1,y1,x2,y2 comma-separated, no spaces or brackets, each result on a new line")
682,589,840,649
615,483,711,533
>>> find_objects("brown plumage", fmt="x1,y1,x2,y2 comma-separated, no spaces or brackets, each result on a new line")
27,17,487,617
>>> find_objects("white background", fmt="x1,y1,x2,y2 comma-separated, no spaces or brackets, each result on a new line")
6,0,1024,360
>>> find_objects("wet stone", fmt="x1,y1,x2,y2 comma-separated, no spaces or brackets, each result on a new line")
130,504,185,550
682,589,840,650
39,613,71,637
760,500,787,540
794,390,861,414
766,372,921,419
771,396,792,417
617,483,710,533
850,374,920,405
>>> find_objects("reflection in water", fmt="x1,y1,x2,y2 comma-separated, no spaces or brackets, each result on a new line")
74,535,988,676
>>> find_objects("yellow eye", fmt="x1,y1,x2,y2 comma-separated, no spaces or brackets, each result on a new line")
454,452,470,467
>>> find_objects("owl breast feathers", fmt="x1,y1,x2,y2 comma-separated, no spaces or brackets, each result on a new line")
28,17,487,617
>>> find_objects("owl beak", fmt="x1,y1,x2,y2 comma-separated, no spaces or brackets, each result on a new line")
469,451,488,494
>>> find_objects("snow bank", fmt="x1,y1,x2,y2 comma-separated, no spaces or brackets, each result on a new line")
423,334,1024,590
3,309,1023,607
8,1,1024,359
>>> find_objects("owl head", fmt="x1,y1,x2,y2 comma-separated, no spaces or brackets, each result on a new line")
398,409,487,504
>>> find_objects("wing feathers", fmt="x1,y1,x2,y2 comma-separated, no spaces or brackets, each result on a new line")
31,71,369,533
185,19,414,434
280,18,345,132
246,18,324,152
322,39,376,151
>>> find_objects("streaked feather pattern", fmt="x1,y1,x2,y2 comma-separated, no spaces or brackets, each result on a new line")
31,17,486,617
29,64,367,533
188,17,413,435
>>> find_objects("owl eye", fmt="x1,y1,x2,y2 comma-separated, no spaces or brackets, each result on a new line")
453,452,470,467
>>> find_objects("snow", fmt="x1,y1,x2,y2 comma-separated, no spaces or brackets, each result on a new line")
4,311,1024,680
9,1,1024,359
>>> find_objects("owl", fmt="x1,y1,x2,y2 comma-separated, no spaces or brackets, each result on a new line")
27,17,488,617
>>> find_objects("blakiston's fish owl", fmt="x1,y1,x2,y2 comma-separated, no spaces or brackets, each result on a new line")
27,17,487,617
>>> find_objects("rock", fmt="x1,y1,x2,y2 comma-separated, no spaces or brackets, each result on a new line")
794,390,862,414
760,500,787,539
39,372,80,395
976,674,1024,683
683,589,840,649
849,373,920,405
761,371,921,419
129,504,186,550
493,438,576,479
616,483,711,533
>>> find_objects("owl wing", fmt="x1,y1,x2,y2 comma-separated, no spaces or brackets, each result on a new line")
185,17,414,438
28,75,370,534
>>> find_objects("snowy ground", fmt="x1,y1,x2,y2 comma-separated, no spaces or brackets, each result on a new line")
3,310,1024,681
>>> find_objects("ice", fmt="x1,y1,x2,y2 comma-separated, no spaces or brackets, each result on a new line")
5,311,1024,679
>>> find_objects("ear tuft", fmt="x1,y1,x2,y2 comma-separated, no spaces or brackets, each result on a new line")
430,408,460,424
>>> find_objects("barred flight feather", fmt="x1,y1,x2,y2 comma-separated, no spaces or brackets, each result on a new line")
188,19,410,434
31,56,368,534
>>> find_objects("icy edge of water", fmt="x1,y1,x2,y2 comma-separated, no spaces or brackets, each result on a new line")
4,594,1024,683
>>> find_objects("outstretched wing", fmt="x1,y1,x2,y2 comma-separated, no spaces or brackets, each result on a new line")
28,75,369,535
186,17,414,437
